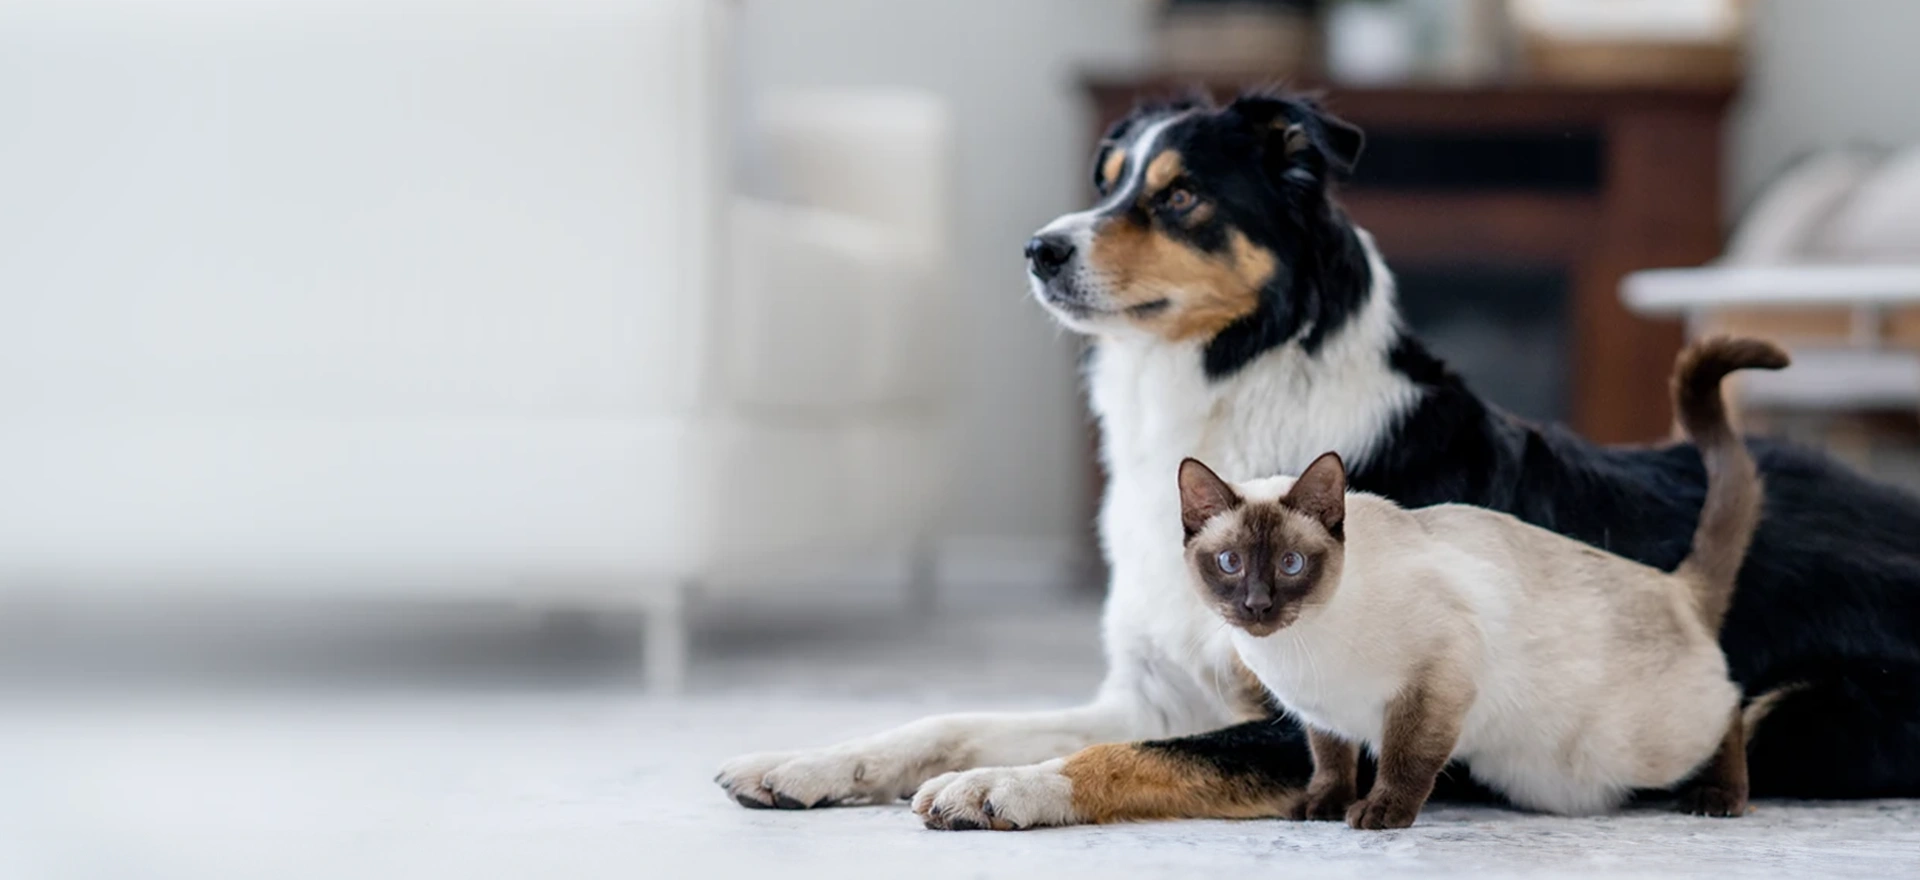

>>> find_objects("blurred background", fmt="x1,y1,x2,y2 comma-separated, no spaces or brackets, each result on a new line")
3,2,1920,874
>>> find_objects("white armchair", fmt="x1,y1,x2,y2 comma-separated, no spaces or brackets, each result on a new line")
1625,147,1920,413
0,2,954,692
1624,146,1920,480
713,88,955,578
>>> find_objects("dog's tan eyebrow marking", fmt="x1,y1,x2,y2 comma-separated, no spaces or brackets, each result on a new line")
1099,148,1127,190
1145,150,1184,195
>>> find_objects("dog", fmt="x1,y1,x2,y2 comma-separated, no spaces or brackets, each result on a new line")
717,91,1920,830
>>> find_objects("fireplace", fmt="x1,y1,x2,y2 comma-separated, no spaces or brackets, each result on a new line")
1397,263,1571,422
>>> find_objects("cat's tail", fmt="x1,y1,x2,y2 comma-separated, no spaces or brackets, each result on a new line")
1673,335,1791,633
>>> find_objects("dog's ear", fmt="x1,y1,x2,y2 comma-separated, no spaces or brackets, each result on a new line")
1179,458,1241,541
1309,111,1365,175
1228,92,1365,179
1285,452,1347,538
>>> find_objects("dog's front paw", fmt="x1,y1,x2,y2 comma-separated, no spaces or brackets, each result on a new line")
1345,793,1422,830
911,761,1082,831
715,747,914,810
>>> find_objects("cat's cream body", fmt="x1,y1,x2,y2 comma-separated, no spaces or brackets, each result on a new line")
1220,477,1740,815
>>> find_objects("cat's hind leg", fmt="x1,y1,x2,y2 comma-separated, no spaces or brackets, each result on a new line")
1677,705,1750,817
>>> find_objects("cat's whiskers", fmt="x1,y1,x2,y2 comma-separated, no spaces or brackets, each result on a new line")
1279,631,1322,706
1302,638,1326,707
1200,619,1234,710
1173,616,1232,712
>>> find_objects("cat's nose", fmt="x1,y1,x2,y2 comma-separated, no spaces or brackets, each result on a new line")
1241,590,1272,614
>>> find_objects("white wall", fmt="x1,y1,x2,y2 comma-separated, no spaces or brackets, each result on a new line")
735,0,1157,578
1732,0,1920,214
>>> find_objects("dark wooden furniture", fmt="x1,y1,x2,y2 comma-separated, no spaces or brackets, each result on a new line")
1081,76,1737,444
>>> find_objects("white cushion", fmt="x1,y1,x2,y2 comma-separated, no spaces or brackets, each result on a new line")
688,413,946,578
1726,150,1879,265
722,199,943,409
751,89,954,257
1822,146,1920,262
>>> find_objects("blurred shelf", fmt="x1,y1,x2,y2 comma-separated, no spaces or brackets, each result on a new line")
1625,266,1920,312
1625,265,1920,414
1739,348,1920,411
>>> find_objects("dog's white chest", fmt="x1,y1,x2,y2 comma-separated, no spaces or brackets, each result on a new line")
1086,324,1418,734
1078,250,1422,737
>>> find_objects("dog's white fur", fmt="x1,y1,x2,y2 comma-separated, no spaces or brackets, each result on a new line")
716,120,1421,825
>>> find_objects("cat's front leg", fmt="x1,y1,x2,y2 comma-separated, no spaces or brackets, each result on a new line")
1347,670,1473,830
1286,727,1358,821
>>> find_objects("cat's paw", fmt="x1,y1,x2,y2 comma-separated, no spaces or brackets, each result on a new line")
1285,784,1357,821
715,747,914,809
911,761,1081,831
1345,794,1422,830
1676,783,1750,818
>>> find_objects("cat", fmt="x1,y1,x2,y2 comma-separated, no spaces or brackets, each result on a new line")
1176,336,1789,828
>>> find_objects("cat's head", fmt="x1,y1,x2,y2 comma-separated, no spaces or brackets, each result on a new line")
1177,453,1347,637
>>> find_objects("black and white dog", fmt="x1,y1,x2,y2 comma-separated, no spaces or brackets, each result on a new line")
718,92,1920,829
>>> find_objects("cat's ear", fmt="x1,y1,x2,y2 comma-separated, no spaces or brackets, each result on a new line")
1286,452,1347,537
1179,458,1240,540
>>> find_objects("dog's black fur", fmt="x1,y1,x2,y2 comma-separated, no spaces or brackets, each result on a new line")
1135,92,1920,800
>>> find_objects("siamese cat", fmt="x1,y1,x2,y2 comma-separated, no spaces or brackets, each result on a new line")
1177,336,1788,828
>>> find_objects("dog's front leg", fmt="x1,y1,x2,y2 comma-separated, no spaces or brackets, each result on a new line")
913,717,1315,830
716,702,1139,810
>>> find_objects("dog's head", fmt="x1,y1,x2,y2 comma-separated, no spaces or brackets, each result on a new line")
1026,92,1370,374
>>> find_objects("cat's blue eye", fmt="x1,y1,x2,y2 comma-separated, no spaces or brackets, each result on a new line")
1215,550,1243,575
1280,551,1305,576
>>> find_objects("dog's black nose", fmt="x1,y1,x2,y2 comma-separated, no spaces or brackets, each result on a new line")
1025,234,1074,281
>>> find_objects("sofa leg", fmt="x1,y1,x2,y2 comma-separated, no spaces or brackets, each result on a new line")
644,586,689,695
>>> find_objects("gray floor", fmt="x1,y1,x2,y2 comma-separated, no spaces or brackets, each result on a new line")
6,600,1918,879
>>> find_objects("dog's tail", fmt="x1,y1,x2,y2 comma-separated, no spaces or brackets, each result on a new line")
1673,335,1790,633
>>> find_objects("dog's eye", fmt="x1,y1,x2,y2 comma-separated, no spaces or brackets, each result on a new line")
1166,187,1197,212
1216,550,1243,575
1279,551,1305,576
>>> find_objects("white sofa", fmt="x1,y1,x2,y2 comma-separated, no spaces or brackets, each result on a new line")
0,1,954,691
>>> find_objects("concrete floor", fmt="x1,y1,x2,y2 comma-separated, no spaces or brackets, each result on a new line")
6,602,1919,879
